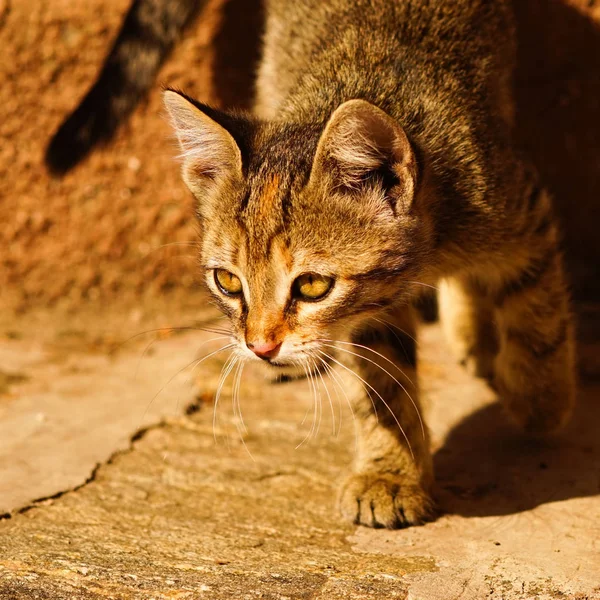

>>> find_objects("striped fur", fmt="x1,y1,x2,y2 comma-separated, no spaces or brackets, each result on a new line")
46,0,201,174
165,0,576,528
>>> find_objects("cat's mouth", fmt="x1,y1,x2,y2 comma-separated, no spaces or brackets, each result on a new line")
253,353,305,370
246,345,333,382
264,356,331,383
254,359,309,382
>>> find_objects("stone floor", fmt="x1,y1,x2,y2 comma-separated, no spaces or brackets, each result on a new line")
0,304,598,599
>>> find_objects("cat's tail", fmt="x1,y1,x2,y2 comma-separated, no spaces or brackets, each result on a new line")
45,0,202,175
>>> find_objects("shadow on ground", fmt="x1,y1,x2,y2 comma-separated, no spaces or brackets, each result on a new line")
435,304,600,518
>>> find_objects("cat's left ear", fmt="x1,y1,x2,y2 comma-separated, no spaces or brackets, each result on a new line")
163,89,246,200
310,99,417,212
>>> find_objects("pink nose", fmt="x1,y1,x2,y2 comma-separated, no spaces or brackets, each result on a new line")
247,340,282,360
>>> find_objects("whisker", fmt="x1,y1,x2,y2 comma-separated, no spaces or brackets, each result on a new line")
188,341,236,381
311,358,324,440
325,340,416,387
140,358,201,427
230,359,242,428
317,349,414,461
306,360,320,442
312,359,323,436
141,241,200,259
233,360,247,434
318,350,378,422
316,356,342,437
322,342,424,441
150,254,199,266
116,325,232,352
329,363,345,438
372,317,418,345
298,362,312,427
370,317,418,366
407,280,439,292
311,353,337,436
139,342,233,429
232,360,255,461
296,362,316,449
212,352,238,444
319,356,357,452
134,337,159,380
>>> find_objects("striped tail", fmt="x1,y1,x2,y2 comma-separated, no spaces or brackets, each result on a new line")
45,0,202,175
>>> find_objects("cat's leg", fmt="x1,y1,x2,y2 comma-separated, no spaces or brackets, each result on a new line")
489,187,576,433
337,309,434,528
438,277,498,380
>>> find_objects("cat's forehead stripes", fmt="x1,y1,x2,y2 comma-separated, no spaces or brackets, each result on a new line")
236,168,301,272
238,121,317,233
257,174,281,217
239,171,290,237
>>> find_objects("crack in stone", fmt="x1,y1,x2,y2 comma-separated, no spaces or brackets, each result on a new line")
0,420,169,521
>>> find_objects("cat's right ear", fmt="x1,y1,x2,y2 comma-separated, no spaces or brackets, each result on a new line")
163,90,244,197
309,99,418,214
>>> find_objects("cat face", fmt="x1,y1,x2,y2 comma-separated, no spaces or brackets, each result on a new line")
201,179,408,370
164,91,427,371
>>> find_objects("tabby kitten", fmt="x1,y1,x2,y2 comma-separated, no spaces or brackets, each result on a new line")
161,0,576,529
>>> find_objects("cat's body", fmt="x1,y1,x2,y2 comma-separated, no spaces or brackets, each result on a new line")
52,0,577,528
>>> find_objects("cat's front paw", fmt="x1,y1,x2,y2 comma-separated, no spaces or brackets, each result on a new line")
339,473,434,529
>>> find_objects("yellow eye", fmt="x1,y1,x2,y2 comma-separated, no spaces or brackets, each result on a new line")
294,273,334,301
214,269,243,296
